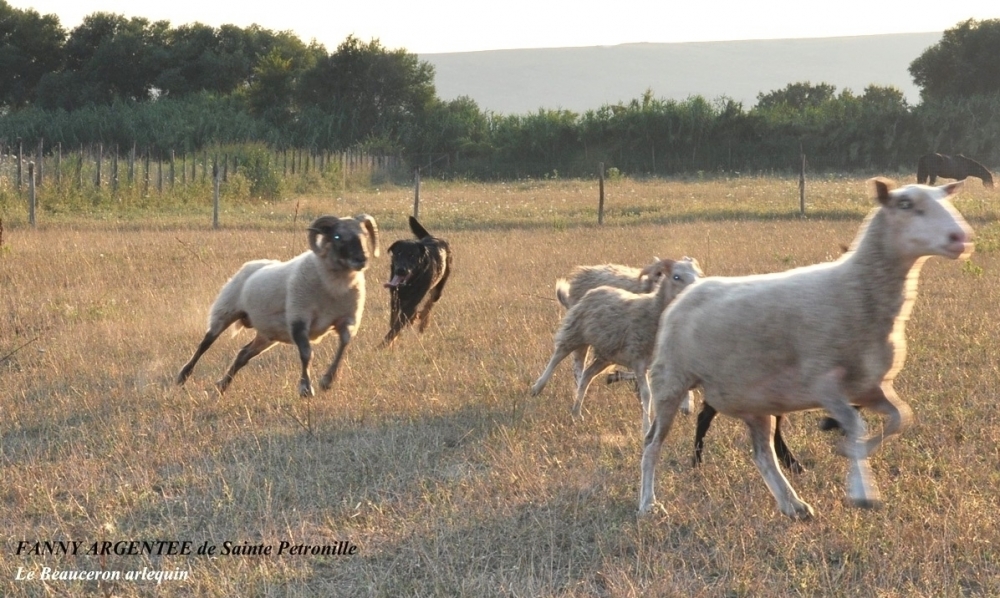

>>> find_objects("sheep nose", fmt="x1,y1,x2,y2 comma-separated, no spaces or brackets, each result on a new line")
949,231,967,244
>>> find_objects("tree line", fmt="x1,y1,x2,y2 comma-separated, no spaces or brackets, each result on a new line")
1,5,999,180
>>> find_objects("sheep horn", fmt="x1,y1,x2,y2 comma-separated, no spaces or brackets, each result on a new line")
355,214,379,258
307,215,340,255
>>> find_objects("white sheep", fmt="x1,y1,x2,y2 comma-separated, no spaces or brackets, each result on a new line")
554,257,696,414
177,214,379,397
638,179,973,519
555,259,676,309
532,258,703,433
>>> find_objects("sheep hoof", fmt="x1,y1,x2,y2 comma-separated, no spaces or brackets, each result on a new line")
851,497,882,510
637,500,665,516
176,371,188,386
319,374,334,391
214,379,229,395
783,502,816,520
299,381,315,397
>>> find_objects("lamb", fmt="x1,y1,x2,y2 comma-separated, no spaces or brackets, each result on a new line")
556,259,675,309
555,259,673,381
638,179,973,519
177,214,380,397
532,257,703,433
561,258,802,470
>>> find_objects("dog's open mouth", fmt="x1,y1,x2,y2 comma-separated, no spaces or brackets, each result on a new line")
384,272,413,288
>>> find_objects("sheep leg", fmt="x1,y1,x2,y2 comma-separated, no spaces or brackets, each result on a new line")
571,357,612,420
638,365,694,514
319,325,353,391
693,402,716,467
177,314,243,385
530,345,574,397
857,383,913,458
745,414,815,519
679,390,695,415
771,416,804,474
216,334,275,394
815,369,881,509
571,347,591,385
291,320,315,397
177,331,219,385
634,364,654,436
692,405,803,473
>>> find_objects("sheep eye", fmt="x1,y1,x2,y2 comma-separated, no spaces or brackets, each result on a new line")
672,274,681,281
332,234,341,241
897,198,913,210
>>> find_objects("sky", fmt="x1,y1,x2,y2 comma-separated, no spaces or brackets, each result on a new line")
8,0,1000,54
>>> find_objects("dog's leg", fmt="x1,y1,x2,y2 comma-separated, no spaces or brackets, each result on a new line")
381,292,408,348
417,260,451,333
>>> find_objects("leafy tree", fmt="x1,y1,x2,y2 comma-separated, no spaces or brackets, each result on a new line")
755,82,837,111
296,36,436,146
246,48,297,127
403,95,491,165
35,13,170,109
0,1,65,110
909,18,1000,101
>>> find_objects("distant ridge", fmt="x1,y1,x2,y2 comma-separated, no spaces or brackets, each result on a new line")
420,32,941,115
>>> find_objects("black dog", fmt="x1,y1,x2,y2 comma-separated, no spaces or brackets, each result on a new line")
382,216,452,347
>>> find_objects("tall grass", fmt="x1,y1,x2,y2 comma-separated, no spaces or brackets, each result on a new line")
1,176,998,596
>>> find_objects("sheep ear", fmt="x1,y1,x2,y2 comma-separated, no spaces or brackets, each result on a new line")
638,257,663,280
941,180,964,197
307,216,338,256
871,177,895,206
355,214,379,258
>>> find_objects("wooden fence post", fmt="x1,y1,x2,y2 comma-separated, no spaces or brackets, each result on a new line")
213,160,220,230
799,144,806,215
36,139,43,188
598,162,606,225
16,139,22,191
28,162,35,227
95,144,102,188
55,143,61,187
76,144,83,189
413,169,420,219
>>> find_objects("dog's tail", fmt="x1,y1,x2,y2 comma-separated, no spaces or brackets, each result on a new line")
408,216,432,240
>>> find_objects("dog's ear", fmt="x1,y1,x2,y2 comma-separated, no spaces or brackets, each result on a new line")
387,240,404,256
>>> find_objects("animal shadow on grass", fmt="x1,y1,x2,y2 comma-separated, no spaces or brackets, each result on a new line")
381,216,453,347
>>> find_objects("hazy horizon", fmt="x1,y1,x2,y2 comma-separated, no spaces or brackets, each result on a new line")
421,33,942,115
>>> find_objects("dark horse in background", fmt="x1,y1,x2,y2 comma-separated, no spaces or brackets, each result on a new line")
917,153,994,188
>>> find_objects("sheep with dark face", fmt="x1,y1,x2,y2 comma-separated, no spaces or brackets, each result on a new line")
177,214,379,397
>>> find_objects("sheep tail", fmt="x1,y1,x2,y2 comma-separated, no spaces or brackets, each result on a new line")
555,279,572,309
209,261,269,337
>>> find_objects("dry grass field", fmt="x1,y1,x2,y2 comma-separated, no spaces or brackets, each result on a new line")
2,176,999,597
